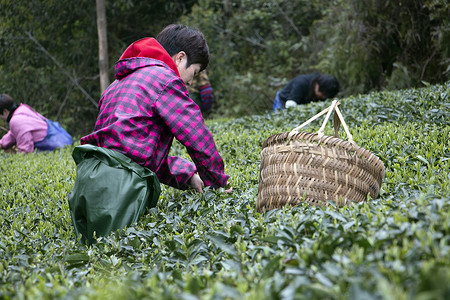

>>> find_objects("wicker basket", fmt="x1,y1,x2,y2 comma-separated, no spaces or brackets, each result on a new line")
257,100,385,212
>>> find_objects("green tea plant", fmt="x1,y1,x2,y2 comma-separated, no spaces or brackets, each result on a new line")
0,82,449,299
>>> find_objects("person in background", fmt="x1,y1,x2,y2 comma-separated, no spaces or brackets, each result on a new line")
273,73,340,111
188,70,214,116
0,94,72,153
69,24,232,245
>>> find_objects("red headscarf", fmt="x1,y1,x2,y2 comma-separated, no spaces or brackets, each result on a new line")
119,38,180,77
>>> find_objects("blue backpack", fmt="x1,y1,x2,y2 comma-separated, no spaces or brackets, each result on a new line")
34,119,73,151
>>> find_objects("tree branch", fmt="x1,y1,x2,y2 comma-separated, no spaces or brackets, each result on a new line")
211,25,268,49
56,85,74,120
272,0,302,37
25,31,98,107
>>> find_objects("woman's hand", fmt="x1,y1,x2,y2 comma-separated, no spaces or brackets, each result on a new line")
224,181,233,194
190,173,204,193
190,175,233,194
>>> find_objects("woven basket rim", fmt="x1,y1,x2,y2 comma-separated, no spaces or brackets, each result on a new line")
263,130,383,164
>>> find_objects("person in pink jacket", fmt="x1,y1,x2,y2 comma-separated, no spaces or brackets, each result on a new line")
0,94,73,153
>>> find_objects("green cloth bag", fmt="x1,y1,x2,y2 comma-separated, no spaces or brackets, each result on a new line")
68,144,161,245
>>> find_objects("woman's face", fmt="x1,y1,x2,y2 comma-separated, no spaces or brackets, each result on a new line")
0,109,9,121
314,83,327,100
174,51,201,86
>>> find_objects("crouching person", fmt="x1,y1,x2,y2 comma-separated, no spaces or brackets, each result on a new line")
69,24,231,245
0,94,73,153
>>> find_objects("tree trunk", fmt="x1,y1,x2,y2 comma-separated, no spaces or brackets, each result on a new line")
223,0,232,17
96,0,109,93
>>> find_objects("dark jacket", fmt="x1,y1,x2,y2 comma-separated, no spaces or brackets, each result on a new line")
279,73,319,106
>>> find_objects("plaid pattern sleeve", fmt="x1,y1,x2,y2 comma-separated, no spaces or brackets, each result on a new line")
199,84,214,112
156,155,197,189
155,78,229,188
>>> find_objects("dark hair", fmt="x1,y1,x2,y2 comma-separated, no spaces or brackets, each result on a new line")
313,75,340,98
156,24,210,71
0,94,15,113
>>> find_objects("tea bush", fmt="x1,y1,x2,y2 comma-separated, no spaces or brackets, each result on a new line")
0,82,449,299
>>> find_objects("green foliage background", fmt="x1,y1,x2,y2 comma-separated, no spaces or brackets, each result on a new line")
0,0,448,135
1,81,449,299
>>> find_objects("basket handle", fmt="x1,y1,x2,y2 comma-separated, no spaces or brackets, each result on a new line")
287,100,356,145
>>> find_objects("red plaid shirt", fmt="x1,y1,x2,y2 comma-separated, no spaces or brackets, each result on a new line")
81,39,229,189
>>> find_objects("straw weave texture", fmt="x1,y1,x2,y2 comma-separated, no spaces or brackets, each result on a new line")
257,131,385,212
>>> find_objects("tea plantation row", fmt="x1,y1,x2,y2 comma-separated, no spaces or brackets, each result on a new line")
0,82,449,299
